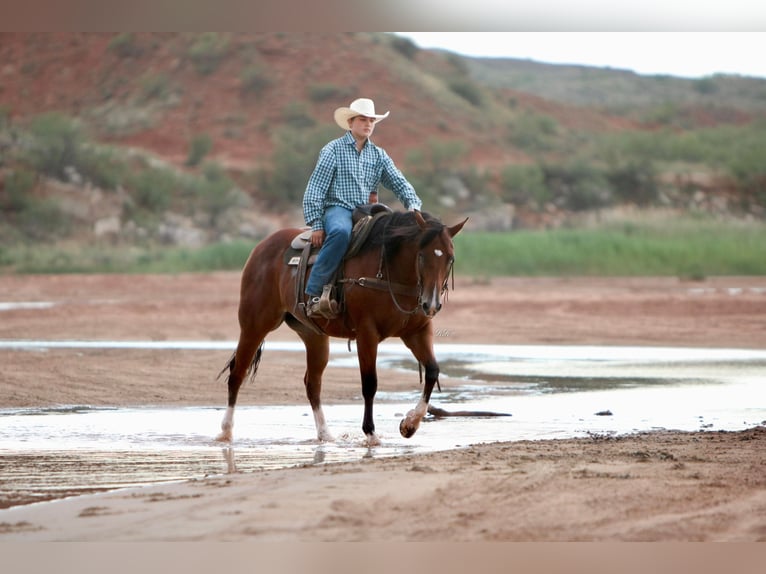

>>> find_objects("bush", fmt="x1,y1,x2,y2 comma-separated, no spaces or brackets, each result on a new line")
508,113,559,152
26,113,84,180
139,73,171,101
1,169,35,211
307,83,347,102
127,166,177,212
108,33,143,58
257,124,337,206
281,101,316,128
500,164,549,206
240,64,272,96
191,162,241,227
447,78,483,107
389,36,419,60
75,147,126,191
2,172,70,240
543,161,612,211
186,133,213,167
187,33,229,75
606,160,659,206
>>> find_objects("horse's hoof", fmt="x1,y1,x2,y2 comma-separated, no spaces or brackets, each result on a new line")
365,433,382,447
317,431,335,443
215,430,232,442
399,419,417,439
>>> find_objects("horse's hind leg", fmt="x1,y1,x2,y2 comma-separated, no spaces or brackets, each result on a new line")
216,334,263,442
284,314,333,442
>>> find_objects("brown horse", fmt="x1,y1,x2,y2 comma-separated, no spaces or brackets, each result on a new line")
216,209,467,445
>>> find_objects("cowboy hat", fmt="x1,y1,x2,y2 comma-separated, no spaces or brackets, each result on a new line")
334,98,390,130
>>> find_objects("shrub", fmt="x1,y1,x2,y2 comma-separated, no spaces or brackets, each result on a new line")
501,164,549,206
281,101,316,128
76,147,126,191
26,113,84,180
447,78,483,107
543,161,612,211
127,166,177,211
240,64,272,96
108,33,143,58
307,83,347,102
17,198,70,240
1,169,36,211
187,33,229,75
390,36,419,60
139,73,171,101
508,113,559,152
186,133,213,167
257,124,337,206
191,162,241,227
607,160,659,206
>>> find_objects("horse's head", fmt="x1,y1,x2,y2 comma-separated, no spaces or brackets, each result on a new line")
414,211,468,317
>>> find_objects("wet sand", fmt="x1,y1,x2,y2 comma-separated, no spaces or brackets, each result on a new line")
0,272,765,541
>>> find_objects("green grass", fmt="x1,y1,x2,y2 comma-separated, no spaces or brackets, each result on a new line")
454,220,766,278
0,240,255,275
1,219,764,277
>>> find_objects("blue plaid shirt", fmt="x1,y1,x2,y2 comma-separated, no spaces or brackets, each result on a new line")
303,131,422,231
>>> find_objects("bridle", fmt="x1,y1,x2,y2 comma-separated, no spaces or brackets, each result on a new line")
339,218,455,317
377,225,454,316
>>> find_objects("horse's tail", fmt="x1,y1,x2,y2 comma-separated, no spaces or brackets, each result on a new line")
216,341,264,384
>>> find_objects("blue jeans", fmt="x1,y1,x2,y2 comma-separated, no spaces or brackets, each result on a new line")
305,205,353,297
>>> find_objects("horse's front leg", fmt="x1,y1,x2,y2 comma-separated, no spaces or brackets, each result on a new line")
400,327,438,439
356,333,381,446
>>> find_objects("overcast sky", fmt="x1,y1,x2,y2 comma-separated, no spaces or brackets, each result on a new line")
393,32,766,79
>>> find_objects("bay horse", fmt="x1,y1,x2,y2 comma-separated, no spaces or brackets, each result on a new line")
216,209,467,445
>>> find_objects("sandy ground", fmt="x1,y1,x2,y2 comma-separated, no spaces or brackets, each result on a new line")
1,272,765,542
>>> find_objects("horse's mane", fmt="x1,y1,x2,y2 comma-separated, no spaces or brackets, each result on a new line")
360,210,445,258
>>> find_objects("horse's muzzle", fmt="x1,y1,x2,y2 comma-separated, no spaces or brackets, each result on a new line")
420,287,443,317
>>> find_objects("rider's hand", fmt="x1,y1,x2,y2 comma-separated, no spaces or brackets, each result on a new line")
368,193,378,204
311,229,325,248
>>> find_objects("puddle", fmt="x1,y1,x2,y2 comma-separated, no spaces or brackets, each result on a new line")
1,341,765,509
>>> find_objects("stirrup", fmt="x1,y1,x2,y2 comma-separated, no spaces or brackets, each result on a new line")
307,286,338,319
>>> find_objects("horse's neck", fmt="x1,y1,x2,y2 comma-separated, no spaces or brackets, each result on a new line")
382,243,419,285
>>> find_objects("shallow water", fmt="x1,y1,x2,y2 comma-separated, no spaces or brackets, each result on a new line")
1,341,765,508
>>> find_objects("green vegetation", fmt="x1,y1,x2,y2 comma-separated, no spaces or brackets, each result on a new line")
107,33,143,58
2,218,764,277
0,240,255,274
2,34,765,279
254,123,337,207
187,33,229,75
1,112,243,244
186,133,213,166
307,83,349,102
454,219,766,278
240,64,273,96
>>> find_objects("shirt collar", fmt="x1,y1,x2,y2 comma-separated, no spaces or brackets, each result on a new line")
342,130,373,149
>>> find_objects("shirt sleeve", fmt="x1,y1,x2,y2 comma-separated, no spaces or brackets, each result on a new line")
303,142,337,231
379,148,423,211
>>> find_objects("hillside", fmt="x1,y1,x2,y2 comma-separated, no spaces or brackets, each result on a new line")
1,32,765,258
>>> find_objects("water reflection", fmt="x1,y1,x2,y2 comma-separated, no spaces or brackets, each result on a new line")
1,342,765,509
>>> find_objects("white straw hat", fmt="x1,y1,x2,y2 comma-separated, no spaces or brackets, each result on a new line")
334,98,390,130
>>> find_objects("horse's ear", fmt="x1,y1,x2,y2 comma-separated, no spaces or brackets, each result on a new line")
414,210,427,230
448,217,469,238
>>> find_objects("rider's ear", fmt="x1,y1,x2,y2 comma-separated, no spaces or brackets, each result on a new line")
447,217,469,238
